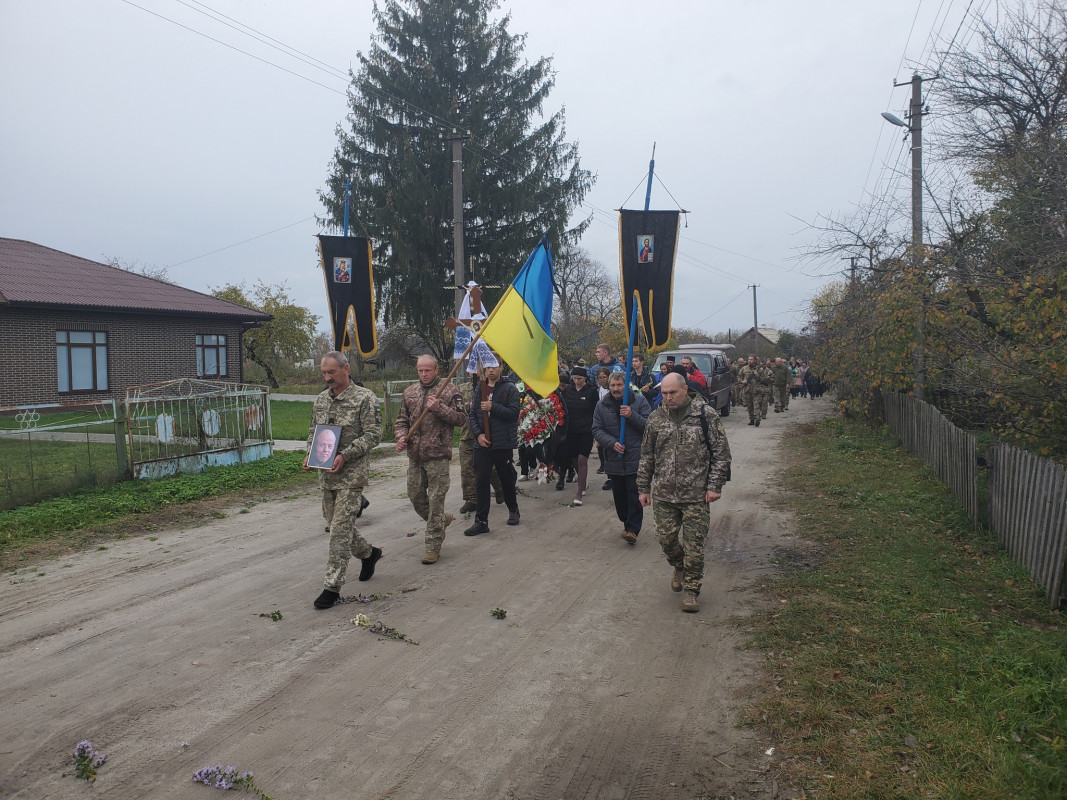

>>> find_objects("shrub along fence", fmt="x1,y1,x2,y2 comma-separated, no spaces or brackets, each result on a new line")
882,392,1067,609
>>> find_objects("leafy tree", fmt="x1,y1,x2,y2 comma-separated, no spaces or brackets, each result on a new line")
212,282,317,389
320,0,594,359
551,246,619,360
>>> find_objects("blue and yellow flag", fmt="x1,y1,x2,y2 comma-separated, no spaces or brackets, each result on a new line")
479,239,559,398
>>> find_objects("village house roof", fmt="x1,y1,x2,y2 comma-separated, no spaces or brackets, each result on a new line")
0,238,270,321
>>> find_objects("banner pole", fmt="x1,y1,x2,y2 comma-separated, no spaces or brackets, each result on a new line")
619,145,655,456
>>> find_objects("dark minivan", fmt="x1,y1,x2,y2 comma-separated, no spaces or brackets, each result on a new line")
649,344,735,416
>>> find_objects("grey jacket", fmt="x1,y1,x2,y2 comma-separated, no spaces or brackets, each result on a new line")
592,391,651,476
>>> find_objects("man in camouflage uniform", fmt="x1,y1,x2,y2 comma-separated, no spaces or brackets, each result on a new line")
305,351,383,609
395,355,467,564
458,373,502,513
730,358,744,407
637,373,732,613
737,354,768,426
770,357,792,413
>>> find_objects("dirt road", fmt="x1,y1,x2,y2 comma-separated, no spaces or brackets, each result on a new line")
0,398,828,799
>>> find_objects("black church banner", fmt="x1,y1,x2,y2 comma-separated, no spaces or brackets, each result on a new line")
317,235,378,358
618,209,680,348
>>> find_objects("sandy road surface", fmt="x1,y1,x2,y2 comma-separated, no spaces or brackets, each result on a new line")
0,398,829,799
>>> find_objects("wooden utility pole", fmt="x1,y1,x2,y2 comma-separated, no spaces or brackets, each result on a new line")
448,132,469,317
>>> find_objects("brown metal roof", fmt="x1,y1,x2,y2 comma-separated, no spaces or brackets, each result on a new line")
0,238,271,321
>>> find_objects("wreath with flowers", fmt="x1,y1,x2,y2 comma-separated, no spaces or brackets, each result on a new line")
518,392,565,445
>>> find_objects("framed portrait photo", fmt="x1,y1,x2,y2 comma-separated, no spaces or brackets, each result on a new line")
307,424,342,469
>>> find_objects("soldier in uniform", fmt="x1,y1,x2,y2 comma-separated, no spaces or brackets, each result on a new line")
730,358,744,408
458,373,502,513
305,351,383,609
737,354,765,426
637,373,731,613
395,355,467,564
770,357,792,413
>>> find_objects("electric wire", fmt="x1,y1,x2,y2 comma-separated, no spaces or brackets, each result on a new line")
167,217,317,267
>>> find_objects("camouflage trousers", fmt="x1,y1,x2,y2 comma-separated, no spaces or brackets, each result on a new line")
459,436,501,503
773,385,789,411
743,386,767,421
731,383,743,406
407,457,452,553
321,486,372,590
652,499,710,595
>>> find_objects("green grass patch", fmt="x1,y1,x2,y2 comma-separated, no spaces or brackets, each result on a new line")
0,451,315,568
0,437,122,510
747,417,1066,798
269,398,398,442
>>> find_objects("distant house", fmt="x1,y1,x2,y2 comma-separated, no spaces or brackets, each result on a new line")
0,238,271,407
733,326,783,359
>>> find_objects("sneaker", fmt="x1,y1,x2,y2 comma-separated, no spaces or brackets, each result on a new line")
572,496,583,506
459,501,476,514
464,520,490,536
356,496,370,518
358,546,382,581
671,568,683,592
313,589,339,609
602,479,612,491
555,474,565,491
517,473,528,482
622,531,638,545
596,466,605,474
422,550,439,564
566,471,575,483
681,591,699,613
507,510,520,526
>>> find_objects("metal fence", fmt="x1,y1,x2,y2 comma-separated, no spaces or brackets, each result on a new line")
125,379,272,479
0,398,123,509
882,392,1066,609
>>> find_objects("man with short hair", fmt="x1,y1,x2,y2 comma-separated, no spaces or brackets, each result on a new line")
464,358,521,536
679,356,707,390
595,343,619,369
305,351,383,609
593,372,652,545
738,354,770,426
638,373,731,613
395,355,467,564
630,353,653,391
308,427,338,468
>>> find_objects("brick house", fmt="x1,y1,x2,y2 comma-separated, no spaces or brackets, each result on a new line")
0,238,271,407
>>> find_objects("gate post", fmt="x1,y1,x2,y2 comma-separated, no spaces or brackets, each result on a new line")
114,399,131,479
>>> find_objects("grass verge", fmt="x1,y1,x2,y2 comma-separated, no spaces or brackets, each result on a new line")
745,417,1066,799
0,451,317,569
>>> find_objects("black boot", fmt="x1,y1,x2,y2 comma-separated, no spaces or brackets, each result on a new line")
555,473,565,491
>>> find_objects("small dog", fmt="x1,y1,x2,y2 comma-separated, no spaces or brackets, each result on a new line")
536,463,549,485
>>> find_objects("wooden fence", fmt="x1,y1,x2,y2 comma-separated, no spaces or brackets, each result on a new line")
882,393,1067,609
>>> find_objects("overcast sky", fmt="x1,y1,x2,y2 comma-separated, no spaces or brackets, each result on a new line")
1,0,996,342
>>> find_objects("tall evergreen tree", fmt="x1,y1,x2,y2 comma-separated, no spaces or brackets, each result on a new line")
320,0,594,358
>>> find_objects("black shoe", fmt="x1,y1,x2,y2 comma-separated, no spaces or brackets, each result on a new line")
748,419,755,425
555,474,565,491
464,520,490,536
358,546,382,581
314,589,339,609
356,496,370,518
494,493,504,504
566,471,575,483
507,510,520,526
754,419,760,427
596,466,605,474
602,479,612,491
459,501,476,514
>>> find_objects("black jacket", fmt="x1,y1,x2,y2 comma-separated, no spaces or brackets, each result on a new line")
470,376,520,450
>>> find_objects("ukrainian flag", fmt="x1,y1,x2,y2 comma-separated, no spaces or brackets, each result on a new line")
480,239,559,398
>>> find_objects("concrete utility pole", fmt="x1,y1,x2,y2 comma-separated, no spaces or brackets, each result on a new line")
750,284,760,359
448,132,469,316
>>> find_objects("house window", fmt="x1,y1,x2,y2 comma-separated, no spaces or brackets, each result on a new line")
57,331,108,392
196,334,228,377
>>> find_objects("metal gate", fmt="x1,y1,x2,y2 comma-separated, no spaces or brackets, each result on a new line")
124,379,272,479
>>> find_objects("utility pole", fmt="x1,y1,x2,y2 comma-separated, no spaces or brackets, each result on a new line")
750,284,760,359
447,132,469,317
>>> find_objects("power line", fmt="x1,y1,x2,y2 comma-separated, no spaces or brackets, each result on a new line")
167,217,317,267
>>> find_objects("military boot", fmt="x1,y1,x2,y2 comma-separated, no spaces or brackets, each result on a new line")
681,591,699,613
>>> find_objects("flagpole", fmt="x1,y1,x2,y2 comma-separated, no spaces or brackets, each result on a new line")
618,144,655,455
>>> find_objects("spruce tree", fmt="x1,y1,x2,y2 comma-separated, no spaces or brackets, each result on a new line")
320,0,593,358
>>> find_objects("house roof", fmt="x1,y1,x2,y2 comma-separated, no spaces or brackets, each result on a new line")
0,238,271,321
735,326,781,345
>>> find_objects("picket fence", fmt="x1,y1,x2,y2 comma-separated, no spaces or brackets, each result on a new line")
882,393,1067,610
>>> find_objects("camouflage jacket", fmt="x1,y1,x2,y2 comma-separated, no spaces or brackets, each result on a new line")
394,378,465,461
307,382,382,489
637,394,732,501
770,363,791,386
738,364,771,389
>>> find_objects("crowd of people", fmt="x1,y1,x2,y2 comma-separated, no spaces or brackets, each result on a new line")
302,344,822,615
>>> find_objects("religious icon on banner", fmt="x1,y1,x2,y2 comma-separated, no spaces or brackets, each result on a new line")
333,258,352,283
637,236,654,263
